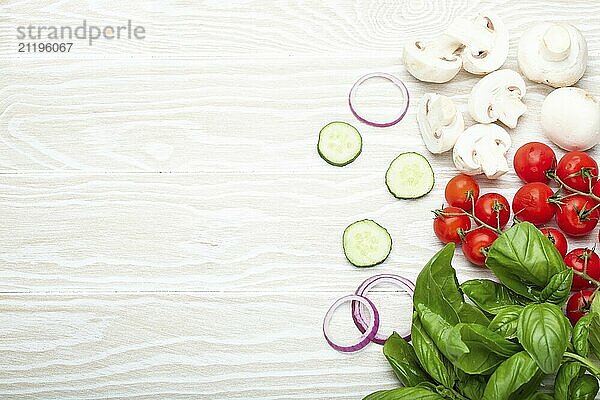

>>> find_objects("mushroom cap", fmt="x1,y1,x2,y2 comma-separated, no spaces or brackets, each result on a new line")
468,69,527,129
446,13,509,75
453,123,512,179
417,93,464,154
541,87,599,151
403,35,463,83
518,23,587,88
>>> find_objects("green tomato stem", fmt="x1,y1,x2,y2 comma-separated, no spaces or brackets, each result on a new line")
549,172,600,202
571,269,600,289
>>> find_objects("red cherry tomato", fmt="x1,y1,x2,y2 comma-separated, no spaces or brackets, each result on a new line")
513,142,556,183
512,183,557,226
433,207,471,245
445,175,480,211
474,193,510,229
462,228,498,266
566,289,596,326
556,151,598,192
593,181,600,198
555,195,599,237
564,248,600,290
539,227,568,257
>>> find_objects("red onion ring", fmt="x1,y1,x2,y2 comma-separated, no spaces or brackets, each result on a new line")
348,72,410,127
323,294,380,353
352,274,415,345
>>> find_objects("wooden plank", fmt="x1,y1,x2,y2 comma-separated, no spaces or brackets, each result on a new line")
1,171,597,292
0,293,407,399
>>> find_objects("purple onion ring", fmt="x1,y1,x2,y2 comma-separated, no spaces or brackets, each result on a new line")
348,72,410,127
323,294,380,353
352,274,415,344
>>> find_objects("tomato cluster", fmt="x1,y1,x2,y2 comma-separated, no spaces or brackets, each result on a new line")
434,143,599,324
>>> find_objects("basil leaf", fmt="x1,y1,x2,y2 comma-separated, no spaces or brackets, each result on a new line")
456,371,486,400
413,243,463,325
588,312,600,360
554,361,584,400
383,332,431,387
523,393,553,400
457,302,490,325
538,268,573,306
571,374,600,400
573,313,595,357
488,305,523,339
461,279,526,314
486,223,565,299
416,304,469,361
411,312,456,389
482,352,540,400
362,387,446,400
517,303,571,374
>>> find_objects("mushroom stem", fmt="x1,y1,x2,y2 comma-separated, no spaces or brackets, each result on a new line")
492,93,527,129
542,25,571,62
474,140,509,179
427,96,456,135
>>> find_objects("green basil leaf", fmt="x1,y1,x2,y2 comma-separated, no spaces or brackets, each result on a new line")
416,305,469,361
573,313,595,357
588,312,600,360
411,312,456,389
457,302,491,325
456,371,486,400
522,393,553,400
512,368,544,399
362,386,446,400
554,361,584,400
571,374,600,400
383,332,431,387
517,303,571,374
539,268,573,306
488,305,523,339
482,352,539,400
461,279,526,314
413,243,463,325
486,223,565,299
592,294,599,314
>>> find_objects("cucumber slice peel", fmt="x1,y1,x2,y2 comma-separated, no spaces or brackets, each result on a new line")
343,219,392,267
385,152,435,199
317,121,362,167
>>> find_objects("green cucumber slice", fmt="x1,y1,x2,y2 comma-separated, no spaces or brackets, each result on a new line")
343,219,392,267
317,122,362,166
385,152,434,199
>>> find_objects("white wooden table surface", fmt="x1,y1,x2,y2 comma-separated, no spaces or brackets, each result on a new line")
1,0,599,399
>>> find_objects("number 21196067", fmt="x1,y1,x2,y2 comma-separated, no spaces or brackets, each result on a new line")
18,42,73,52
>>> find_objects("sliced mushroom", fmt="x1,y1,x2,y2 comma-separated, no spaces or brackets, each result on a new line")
445,13,509,75
453,123,512,179
518,23,587,88
417,93,464,154
468,69,527,129
542,87,600,151
403,34,463,83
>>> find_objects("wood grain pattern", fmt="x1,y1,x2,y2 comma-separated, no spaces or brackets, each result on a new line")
1,0,599,398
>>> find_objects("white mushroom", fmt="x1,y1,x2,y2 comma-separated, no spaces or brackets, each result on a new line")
541,87,600,151
453,123,512,179
468,69,527,129
518,23,587,88
445,13,509,75
403,34,463,83
417,93,464,154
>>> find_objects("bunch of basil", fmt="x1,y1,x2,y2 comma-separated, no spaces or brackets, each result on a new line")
364,222,600,400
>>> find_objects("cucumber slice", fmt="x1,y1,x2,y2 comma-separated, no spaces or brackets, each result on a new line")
317,122,362,166
385,152,434,199
343,219,392,267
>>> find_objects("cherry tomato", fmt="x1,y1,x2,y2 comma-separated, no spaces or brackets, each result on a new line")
433,207,471,245
445,175,480,211
512,183,557,226
474,193,510,229
556,151,598,192
564,248,600,290
539,227,568,257
566,289,596,326
593,181,600,198
513,142,556,183
555,195,599,237
462,228,498,266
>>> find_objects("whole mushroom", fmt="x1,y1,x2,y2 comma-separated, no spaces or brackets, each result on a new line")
468,69,527,129
541,87,600,151
446,13,509,75
453,123,512,179
417,93,464,154
518,23,587,88
403,35,463,83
